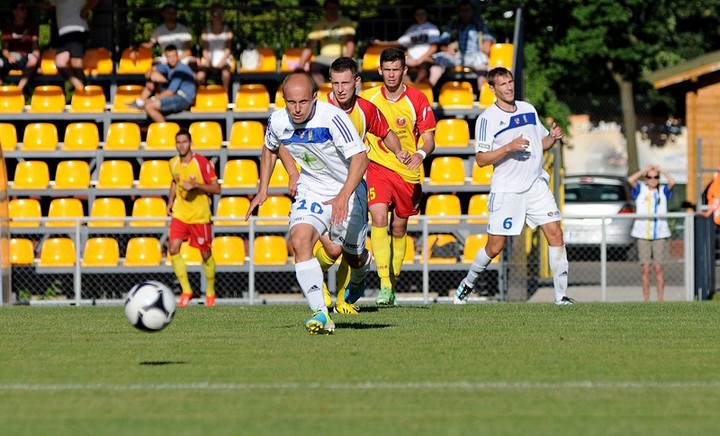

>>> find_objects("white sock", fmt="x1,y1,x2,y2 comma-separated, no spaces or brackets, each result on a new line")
548,245,569,302
348,249,371,288
464,247,492,287
135,98,145,108
295,258,326,312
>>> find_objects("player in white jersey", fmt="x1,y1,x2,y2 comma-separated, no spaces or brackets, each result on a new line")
454,67,574,306
246,72,372,334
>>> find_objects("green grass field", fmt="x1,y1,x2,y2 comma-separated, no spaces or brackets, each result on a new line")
2,302,720,435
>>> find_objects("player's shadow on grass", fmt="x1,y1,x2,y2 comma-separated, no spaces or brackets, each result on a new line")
139,361,189,366
335,322,394,330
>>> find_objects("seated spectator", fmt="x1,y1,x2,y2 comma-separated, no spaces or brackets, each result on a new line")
371,6,440,84
298,0,356,87
429,0,492,90
126,45,196,123
196,4,233,92
1,1,40,90
140,2,195,67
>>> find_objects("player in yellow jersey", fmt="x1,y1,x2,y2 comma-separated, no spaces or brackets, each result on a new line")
167,129,221,307
361,47,436,306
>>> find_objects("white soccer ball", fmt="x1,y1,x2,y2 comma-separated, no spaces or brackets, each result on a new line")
124,281,176,332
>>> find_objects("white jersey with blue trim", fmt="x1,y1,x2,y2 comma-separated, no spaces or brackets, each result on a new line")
265,100,368,197
474,101,549,193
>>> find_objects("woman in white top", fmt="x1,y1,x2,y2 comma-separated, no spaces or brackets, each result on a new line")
196,4,234,92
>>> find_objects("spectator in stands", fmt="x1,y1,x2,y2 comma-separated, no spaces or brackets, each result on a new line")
196,4,233,93
371,6,440,84
141,2,195,67
126,44,196,122
298,0,356,87
44,0,98,91
628,164,676,302
429,0,492,90
1,1,40,90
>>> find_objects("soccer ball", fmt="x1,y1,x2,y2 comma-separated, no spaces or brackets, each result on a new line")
124,281,176,332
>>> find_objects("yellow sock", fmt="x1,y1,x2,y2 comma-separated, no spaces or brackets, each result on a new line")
371,226,392,289
203,255,216,297
335,257,351,304
315,245,337,272
390,235,406,289
171,254,192,295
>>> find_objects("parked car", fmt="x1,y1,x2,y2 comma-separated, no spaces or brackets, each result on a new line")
562,175,635,259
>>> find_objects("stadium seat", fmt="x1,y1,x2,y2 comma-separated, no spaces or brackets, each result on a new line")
53,160,91,190
478,81,495,109
281,47,310,72
234,83,271,112
95,160,134,190
423,234,460,264
438,81,474,109
361,81,383,92
428,156,466,185
471,164,493,186
69,85,106,112
253,235,289,265
191,84,229,112
0,123,18,151
111,84,144,113
408,81,434,105
81,237,120,267
88,197,127,228
46,198,84,228
424,194,462,224
179,241,203,265
462,233,498,264
222,159,258,189
8,198,41,228
488,43,514,70
0,85,25,113
104,122,141,151
212,236,246,266
28,85,65,113
38,237,76,268
145,122,180,150
129,197,167,227
188,121,223,150
21,122,58,151
274,85,285,108
10,238,35,265
39,48,58,75
62,122,99,151
137,160,173,189
228,120,265,150
269,159,290,188
215,196,250,227
12,161,50,190
256,195,291,226
435,119,470,148
83,47,114,76
124,237,162,267
117,47,153,74
361,45,384,72
467,194,490,224
239,47,276,72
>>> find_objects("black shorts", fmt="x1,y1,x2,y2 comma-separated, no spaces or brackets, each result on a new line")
56,31,89,58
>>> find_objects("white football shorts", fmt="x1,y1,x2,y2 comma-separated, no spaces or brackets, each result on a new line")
486,177,561,236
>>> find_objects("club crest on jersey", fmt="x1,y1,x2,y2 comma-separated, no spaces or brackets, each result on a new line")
197,237,205,245
298,129,312,141
395,117,407,128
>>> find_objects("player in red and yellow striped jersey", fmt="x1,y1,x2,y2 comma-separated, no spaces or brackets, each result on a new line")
360,47,436,306
167,129,221,307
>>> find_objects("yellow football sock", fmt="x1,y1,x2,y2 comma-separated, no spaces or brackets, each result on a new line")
335,258,351,304
390,235,406,289
315,245,337,272
203,255,216,297
371,226,392,289
171,254,192,295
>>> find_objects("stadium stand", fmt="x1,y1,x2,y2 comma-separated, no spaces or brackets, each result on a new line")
28,85,66,113
8,198,42,228
53,160,91,190
104,122,141,151
212,236,246,266
0,123,18,150
62,122,100,151
81,237,120,267
228,120,264,150
38,237,76,268
87,197,127,228
253,235,289,265
46,198,85,228
21,123,58,151
188,121,223,150
0,85,25,113
129,197,167,228
10,238,35,265
95,160,134,190
215,196,250,227
123,237,163,267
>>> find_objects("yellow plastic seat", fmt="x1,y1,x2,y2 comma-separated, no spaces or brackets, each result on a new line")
0,85,25,113
111,84,144,113
274,85,285,108
435,119,470,148
318,82,333,100
70,85,106,112
269,159,290,188
145,122,180,150
47,198,84,228
21,122,58,151
81,237,120,267
39,48,58,75
408,81,434,105
62,122,99,151
253,235,289,265
117,47,153,74
467,194,490,224
0,123,18,150
361,45,384,72
421,234,460,264
10,238,35,265
188,121,223,150
281,47,310,72
234,83,271,112
478,81,495,109
215,196,250,227
256,195,291,226
462,233,498,264
124,237,162,267
361,81,383,92
240,47,277,72
471,164,493,186
488,43,514,70
212,236,246,266
12,161,50,190
38,237,76,268
191,85,229,112
222,159,258,189
95,160,134,190
178,241,203,265
9,198,41,228
83,47,114,76
28,85,65,113
438,81,474,109
428,156,466,186
228,120,265,149
424,194,462,224
53,160,91,190
88,197,127,228
137,160,173,190
129,197,167,227
104,122,141,151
